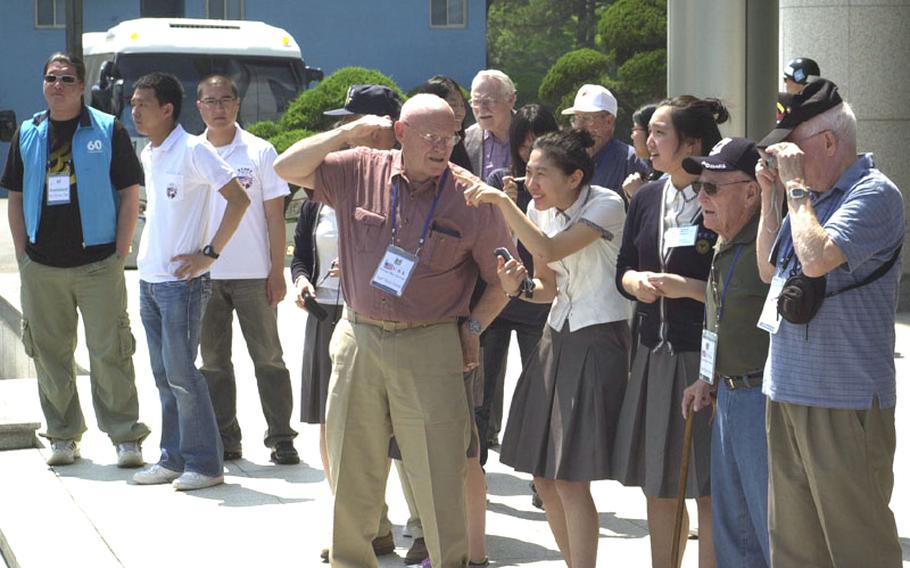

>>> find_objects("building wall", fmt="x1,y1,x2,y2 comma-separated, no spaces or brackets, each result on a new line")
780,0,910,307
0,0,486,186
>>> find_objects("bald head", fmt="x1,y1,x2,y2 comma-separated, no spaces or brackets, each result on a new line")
395,94,458,183
400,93,454,124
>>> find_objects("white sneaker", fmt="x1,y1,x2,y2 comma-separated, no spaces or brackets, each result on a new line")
116,442,145,468
172,471,224,491
47,439,80,466
133,464,181,485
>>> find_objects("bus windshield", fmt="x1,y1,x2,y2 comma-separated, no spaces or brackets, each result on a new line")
115,52,306,135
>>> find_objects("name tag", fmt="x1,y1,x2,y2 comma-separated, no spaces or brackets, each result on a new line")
47,174,71,205
664,225,697,248
699,329,718,385
757,275,786,334
370,245,418,297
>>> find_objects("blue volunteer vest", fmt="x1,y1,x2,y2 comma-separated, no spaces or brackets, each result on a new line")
19,105,118,246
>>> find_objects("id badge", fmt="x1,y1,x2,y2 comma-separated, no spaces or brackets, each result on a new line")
757,275,786,334
47,173,71,205
370,245,418,297
699,329,718,385
664,225,697,248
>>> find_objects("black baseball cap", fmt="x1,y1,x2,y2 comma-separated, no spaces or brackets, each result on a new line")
324,84,402,119
758,78,843,148
683,137,759,180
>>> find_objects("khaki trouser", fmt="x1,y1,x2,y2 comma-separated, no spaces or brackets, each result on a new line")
766,399,901,568
326,313,471,568
18,254,149,443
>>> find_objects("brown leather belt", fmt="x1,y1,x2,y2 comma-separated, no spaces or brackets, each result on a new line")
720,371,764,390
345,308,457,332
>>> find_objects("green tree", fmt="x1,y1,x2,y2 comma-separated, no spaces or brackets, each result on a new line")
538,48,611,111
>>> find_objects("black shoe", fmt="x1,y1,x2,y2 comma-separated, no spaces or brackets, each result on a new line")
224,449,242,461
270,440,300,465
530,481,544,510
320,547,329,563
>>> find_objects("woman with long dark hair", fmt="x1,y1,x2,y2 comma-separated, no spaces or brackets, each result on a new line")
612,95,729,568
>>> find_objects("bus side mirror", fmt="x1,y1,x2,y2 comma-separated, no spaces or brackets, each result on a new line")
0,110,17,143
305,67,323,87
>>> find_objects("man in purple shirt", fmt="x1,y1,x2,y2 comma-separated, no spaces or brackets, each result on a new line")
562,84,644,201
464,69,516,179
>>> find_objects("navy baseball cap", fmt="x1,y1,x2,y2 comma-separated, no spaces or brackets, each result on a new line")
683,137,759,180
324,84,402,119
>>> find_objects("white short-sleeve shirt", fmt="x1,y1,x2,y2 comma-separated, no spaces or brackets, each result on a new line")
137,125,236,283
204,126,291,279
527,184,630,331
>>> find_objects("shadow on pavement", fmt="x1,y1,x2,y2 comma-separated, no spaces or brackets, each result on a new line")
485,471,535,497
597,511,649,538
187,483,314,507
900,536,909,560
485,534,562,565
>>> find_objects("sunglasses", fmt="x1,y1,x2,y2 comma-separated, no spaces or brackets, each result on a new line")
44,74,78,85
692,178,752,196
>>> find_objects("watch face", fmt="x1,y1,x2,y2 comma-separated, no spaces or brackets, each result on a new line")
789,187,808,199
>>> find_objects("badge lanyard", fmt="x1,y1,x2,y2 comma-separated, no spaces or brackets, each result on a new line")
700,244,743,383
708,244,744,328
389,168,450,257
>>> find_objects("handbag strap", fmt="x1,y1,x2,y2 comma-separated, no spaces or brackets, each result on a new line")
825,245,902,298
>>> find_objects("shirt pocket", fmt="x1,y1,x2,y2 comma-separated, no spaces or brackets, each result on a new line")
351,207,387,253
421,222,465,271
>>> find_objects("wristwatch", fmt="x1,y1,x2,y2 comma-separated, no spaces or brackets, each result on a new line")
202,244,220,259
787,185,810,200
465,318,482,335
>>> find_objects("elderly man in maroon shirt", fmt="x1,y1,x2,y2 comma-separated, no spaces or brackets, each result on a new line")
275,94,515,568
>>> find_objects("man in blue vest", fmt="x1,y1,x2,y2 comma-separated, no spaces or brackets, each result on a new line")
1,52,150,467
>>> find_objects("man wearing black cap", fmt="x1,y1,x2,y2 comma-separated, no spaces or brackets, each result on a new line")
324,84,402,127
756,79,903,567
680,137,771,567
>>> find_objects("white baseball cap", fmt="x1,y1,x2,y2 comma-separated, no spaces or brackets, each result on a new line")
561,84,618,116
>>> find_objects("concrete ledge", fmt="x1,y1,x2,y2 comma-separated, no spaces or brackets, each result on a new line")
0,423,39,451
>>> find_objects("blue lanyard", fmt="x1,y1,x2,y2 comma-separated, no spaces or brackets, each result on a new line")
705,244,743,328
390,168,450,255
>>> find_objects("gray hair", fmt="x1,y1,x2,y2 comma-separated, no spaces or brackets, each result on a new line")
797,102,857,147
471,69,516,96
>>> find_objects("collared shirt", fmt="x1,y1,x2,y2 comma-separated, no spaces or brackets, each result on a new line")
312,147,516,322
528,185,630,332
137,125,236,283
205,125,290,279
661,181,701,258
763,154,904,409
591,137,641,195
705,215,769,377
481,129,510,180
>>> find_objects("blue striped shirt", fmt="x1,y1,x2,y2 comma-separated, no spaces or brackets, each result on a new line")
763,154,904,409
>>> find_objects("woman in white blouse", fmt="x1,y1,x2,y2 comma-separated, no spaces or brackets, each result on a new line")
463,129,630,568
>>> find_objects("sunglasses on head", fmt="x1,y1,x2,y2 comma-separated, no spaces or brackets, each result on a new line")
692,178,752,196
44,74,78,85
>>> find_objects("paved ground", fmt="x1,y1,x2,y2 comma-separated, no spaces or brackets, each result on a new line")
0,197,908,567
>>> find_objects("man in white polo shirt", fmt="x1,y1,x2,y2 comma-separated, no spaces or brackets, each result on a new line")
129,72,250,491
195,74,299,465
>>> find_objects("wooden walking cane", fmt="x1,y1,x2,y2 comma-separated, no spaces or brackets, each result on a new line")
670,406,696,568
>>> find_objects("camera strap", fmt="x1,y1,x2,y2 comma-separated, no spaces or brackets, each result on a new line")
824,245,902,299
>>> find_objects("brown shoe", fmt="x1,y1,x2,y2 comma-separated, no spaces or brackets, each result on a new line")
404,537,428,565
372,531,395,556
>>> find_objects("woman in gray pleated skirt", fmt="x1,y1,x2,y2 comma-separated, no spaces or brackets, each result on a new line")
465,128,631,567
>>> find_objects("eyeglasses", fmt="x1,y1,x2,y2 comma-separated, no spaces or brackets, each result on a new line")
403,122,460,147
44,74,78,85
199,96,238,108
788,129,828,146
469,96,502,108
570,113,607,127
692,178,753,196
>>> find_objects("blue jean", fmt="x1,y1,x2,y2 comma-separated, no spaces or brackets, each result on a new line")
140,277,223,476
711,382,770,567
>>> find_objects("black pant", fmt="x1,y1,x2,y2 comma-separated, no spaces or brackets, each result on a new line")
476,318,543,465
